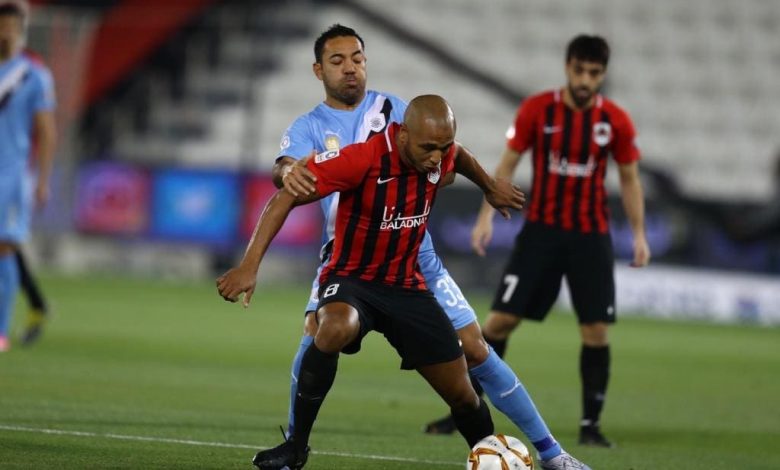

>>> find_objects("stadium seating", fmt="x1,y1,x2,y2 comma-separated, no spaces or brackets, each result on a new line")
252,0,779,200
61,0,777,200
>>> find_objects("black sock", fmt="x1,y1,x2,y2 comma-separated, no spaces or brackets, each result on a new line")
14,250,47,313
580,345,610,426
292,343,338,451
485,336,508,359
467,373,484,398
451,397,494,447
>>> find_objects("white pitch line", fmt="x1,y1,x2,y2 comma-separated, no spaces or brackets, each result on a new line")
0,424,461,467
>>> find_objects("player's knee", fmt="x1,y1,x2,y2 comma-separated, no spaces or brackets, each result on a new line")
315,307,360,353
315,324,356,353
0,242,16,255
462,336,490,368
303,312,319,336
580,322,609,346
482,312,520,340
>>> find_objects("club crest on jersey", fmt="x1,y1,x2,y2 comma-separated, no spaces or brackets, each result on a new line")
369,114,386,133
280,134,290,150
427,162,441,184
315,149,340,164
593,122,612,147
324,134,340,151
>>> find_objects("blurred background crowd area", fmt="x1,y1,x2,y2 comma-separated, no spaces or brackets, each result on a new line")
22,0,780,323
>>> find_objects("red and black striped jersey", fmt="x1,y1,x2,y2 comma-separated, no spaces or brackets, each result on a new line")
305,122,456,290
507,89,640,234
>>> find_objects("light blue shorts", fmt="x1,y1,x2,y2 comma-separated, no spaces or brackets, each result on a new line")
304,233,477,331
0,171,33,244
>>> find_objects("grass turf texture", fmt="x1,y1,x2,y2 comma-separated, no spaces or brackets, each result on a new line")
1,273,778,469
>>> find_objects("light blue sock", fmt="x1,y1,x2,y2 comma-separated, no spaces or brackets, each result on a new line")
470,348,562,461
287,334,314,436
0,253,20,337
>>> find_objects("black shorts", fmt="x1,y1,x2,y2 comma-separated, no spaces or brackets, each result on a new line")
490,221,616,324
317,276,463,370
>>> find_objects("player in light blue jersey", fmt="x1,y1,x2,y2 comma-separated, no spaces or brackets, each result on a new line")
250,25,589,470
0,1,56,352
279,88,407,258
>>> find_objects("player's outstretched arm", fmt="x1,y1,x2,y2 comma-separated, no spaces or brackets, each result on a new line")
216,188,321,307
272,153,318,197
454,145,525,220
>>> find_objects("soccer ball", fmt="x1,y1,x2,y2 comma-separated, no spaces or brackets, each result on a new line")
467,434,534,469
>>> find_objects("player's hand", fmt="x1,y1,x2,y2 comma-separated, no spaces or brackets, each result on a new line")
216,265,257,308
281,152,318,197
630,236,651,267
471,216,494,257
485,177,525,220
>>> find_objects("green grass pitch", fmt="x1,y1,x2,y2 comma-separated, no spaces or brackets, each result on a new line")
1,273,778,469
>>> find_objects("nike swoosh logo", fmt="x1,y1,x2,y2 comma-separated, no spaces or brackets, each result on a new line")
499,378,522,398
543,126,561,134
377,177,396,184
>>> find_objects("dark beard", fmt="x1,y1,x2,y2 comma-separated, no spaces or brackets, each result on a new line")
326,82,365,107
569,85,594,108
337,87,364,106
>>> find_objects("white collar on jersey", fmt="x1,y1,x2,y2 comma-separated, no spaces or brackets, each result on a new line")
0,59,29,102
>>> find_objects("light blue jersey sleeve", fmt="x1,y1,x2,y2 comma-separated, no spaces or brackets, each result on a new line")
277,115,321,161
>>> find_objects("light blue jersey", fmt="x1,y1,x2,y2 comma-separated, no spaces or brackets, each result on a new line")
279,90,475,328
279,90,407,248
0,52,55,243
